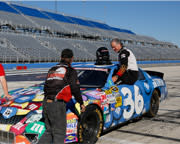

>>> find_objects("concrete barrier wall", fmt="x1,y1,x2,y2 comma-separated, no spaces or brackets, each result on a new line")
2,60,180,70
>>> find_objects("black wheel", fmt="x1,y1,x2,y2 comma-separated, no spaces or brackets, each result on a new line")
77,105,103,144
146,90,160,117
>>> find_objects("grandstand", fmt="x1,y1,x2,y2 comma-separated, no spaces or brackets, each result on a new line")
0,1,180,63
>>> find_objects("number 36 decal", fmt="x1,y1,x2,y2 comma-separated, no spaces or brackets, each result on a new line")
121,85,144,120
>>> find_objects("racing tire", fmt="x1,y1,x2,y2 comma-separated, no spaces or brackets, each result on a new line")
146,90,160,117
77,105,103,144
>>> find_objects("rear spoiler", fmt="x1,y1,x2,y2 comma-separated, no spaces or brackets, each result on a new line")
145,70,164,79
0,130,15,144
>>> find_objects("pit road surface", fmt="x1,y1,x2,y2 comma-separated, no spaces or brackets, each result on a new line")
0,66,180,144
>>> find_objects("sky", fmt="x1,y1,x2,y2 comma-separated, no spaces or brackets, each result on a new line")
14,1,180,47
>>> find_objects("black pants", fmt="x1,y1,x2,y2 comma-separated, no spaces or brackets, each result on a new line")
116,70,138,85
38,100,66,144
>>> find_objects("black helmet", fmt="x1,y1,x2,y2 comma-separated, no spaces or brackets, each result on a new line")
61,49,73,58
95,47,112,65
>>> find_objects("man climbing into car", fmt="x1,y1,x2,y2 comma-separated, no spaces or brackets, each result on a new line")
111,38,138,85
38,49,85,144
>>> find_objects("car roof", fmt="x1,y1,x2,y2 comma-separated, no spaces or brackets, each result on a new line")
72,62,118,69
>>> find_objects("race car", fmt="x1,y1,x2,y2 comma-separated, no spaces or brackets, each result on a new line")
0,62,168,144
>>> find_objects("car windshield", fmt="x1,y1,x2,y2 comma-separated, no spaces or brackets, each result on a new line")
76,68,109,88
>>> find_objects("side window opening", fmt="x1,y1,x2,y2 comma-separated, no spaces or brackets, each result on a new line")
138,69,145,80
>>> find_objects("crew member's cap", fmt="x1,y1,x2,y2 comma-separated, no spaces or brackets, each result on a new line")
61,49,73,58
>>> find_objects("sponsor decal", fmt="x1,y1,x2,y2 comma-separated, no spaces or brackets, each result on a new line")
25,121,46,138
121,54,126,58
1,107,17,119
14,95,35,103
15,135,31,144
122,85,144,120
26,114,42,124
105,86,119,94
27,103,38,110
65,134,77,143
143,82,151,93
47,70,66,80
56,67,66,74
66,113,78,134
22,89,41,96
10,122,28,135
34,110,43,114
10,102,29,109
113,107,122,119
10,115,28,135
102,104,109,114
100,94,108,105
26,102,42,111
83,90,103,99
144,82,150,90
110,103,116,111
115,96,122,108
106,94,116,104
16,109,30,115
82,95,88,101
0,98,7,105
1,100,14,107
153,79,165,88
32,93,44,102
13,88,40,96
0,124,12,131
105,114,111,122
108,80,113,86
12,89,28,95
105,86,122,105
66,118,77,134
104,111,113,128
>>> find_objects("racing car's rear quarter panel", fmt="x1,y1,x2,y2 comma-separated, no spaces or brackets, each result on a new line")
145,70,168,101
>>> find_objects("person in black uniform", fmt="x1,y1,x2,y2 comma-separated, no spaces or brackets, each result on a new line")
38,49,85,144
111,38,139,85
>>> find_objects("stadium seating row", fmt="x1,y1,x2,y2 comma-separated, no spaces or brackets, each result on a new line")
0,32,180,63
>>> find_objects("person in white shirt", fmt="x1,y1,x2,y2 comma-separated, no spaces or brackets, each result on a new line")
111,38,138,85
